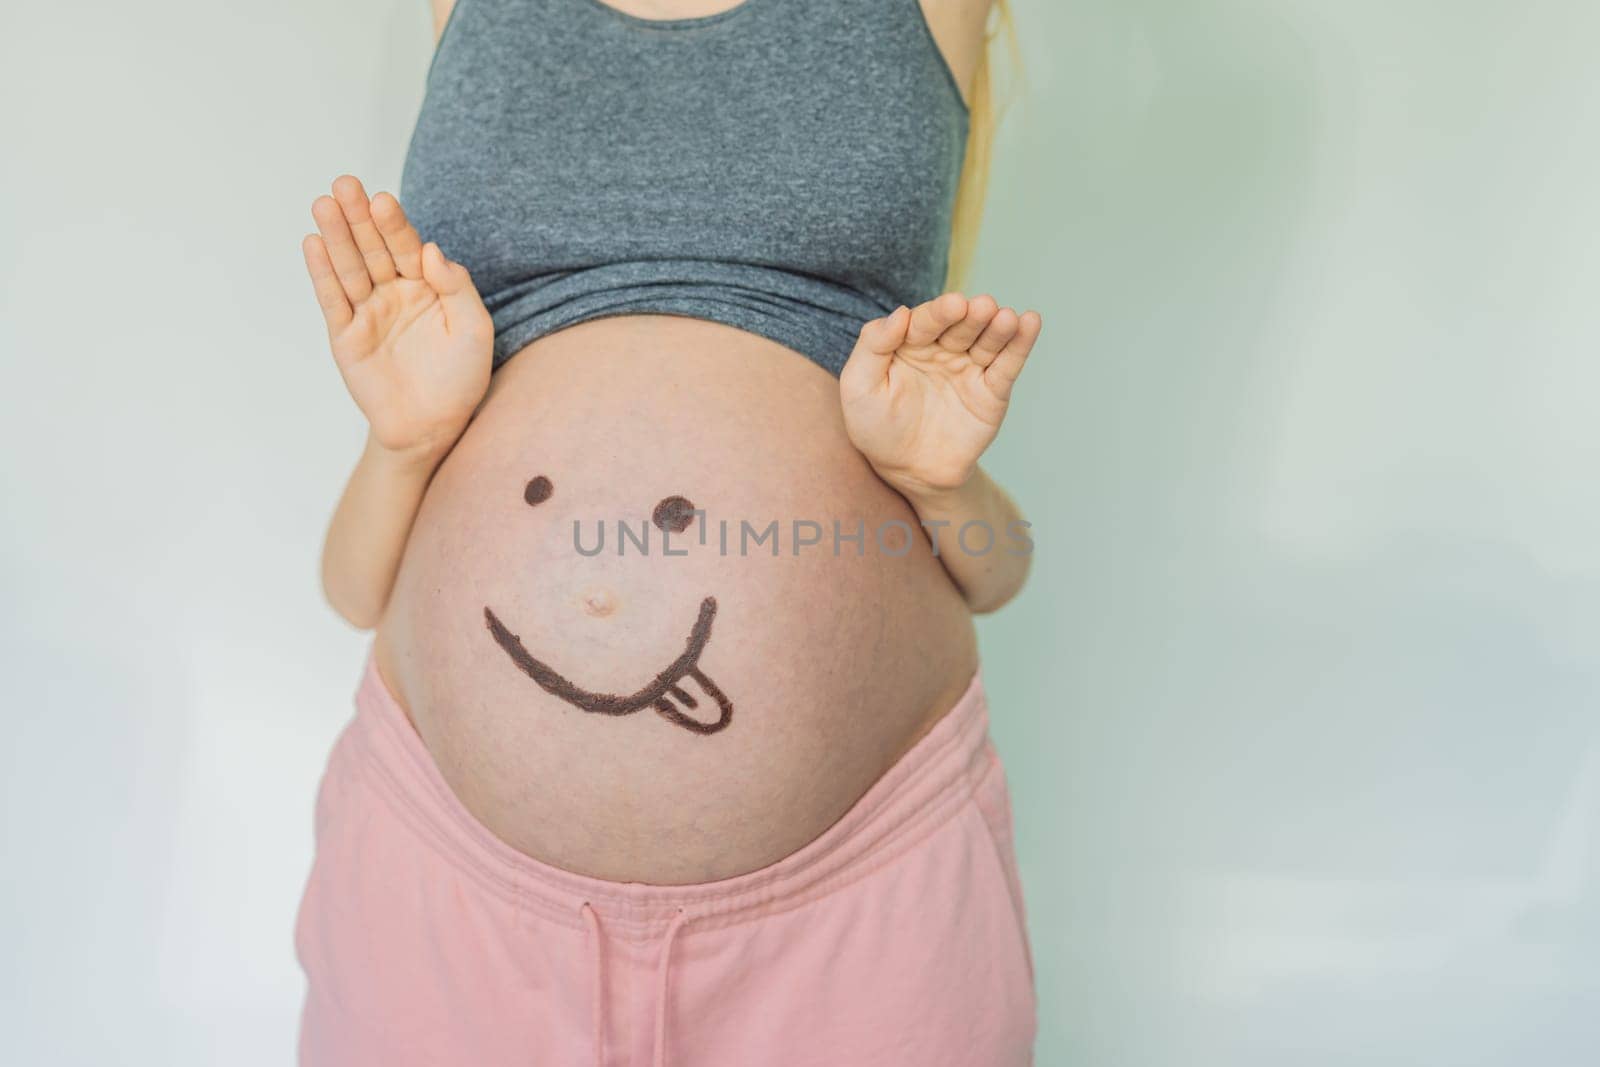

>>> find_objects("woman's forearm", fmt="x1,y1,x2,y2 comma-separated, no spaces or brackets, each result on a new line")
900,467,1032,614
321,433,449,629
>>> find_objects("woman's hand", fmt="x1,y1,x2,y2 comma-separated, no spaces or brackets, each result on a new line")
303,175,493,461
840,292,1042,499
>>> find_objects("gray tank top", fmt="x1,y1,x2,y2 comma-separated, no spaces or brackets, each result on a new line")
401,0,969,375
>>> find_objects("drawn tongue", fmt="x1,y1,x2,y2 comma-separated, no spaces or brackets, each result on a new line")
653,667,734,735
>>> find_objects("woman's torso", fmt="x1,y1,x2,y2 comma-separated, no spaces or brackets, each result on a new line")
374,0,980,884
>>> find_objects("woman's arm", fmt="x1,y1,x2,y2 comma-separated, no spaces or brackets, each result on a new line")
303,176,493,629
919,0,996,108
429,0,458,43
840,294,1042,615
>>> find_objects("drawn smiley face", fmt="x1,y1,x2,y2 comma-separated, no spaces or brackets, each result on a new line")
482,475,732,736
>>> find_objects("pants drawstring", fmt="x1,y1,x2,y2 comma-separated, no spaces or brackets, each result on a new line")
579,902,606,1067
653,907,689,1067
580,903,691,1067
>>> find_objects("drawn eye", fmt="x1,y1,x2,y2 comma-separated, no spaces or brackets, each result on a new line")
652,495,695,533
524,476,554,506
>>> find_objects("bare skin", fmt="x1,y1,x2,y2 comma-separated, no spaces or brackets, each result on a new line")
841,296,1041,611
306,198,1040,625
305,176,491,627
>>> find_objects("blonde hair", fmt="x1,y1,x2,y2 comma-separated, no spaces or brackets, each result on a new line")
945,0,1021,293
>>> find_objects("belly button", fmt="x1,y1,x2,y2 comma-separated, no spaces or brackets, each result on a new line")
580,588,619,618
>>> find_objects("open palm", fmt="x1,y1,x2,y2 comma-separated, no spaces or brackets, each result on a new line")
303,176,493,454
841,293,1042,494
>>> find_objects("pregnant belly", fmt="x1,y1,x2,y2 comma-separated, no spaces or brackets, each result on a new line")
373,315,978,884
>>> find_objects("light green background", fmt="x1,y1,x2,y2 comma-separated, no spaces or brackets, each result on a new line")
980,1,1600,1063
2,1,1596,1064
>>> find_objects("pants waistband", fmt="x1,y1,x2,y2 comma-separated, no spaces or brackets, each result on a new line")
345,651,995,941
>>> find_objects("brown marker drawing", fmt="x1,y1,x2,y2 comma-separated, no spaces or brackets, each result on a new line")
484,596,733,735
524,475,554,506
652,495,695,534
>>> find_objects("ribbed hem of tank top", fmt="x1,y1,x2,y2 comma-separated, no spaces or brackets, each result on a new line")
484,260,899,376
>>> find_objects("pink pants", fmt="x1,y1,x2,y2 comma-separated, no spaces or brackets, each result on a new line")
295,654,1036,1066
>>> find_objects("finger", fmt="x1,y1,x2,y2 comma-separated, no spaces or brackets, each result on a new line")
862,304,911,355
982,310,1042,402
905,292,968,347
420,242,485,332
970,306,1020,365
311,194,373,302
301,234,353,333
371,191,424,279
332,175,396,284
939,293,999,357
840,306,909,392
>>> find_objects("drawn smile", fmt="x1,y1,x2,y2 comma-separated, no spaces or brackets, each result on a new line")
483,596,733,735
